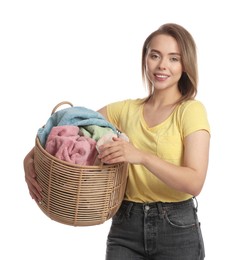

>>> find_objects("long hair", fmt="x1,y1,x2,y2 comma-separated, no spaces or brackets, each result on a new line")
142,23,198,104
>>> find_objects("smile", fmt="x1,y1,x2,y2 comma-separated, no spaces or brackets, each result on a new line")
154,74,168,79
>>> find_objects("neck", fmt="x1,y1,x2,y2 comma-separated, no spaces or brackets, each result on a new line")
147,90,182,109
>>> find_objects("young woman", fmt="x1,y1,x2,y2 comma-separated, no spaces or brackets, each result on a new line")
24,23,210,259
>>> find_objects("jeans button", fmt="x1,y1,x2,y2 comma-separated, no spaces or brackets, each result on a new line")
145,205,150,211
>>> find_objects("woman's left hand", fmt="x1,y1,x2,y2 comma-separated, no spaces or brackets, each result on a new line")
98,137,143,164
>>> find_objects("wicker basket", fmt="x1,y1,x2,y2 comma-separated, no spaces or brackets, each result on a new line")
33,102,128,226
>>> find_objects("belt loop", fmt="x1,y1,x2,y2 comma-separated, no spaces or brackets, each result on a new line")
125,202,133,218
157,202,164,219
193,196,198,212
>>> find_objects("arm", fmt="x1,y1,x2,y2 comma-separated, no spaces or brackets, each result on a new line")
141,130,210,196
98,129,210,196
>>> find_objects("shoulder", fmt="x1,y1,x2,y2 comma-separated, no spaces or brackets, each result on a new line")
108,98,144,109
106,98,144,127
107,98,143,120
178,99,207,111
176,99,210,136
176,99,208,118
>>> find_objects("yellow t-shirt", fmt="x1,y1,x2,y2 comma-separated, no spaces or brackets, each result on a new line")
107,99,210,203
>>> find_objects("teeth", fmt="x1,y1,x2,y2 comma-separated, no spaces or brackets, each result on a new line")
156,74,167,78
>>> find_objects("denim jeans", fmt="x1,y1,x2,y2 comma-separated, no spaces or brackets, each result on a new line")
106,198,205,260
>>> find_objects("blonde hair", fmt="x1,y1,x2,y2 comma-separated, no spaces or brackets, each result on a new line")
142,23,198,104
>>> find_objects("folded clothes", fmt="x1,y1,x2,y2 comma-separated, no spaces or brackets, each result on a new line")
45,125,98,166
37,106,117,147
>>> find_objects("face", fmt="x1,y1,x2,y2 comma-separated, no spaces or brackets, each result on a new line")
145,34,183,93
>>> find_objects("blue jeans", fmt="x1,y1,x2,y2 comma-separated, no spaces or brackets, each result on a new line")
106,198,205,260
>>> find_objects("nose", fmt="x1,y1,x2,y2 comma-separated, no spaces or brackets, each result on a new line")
158,58,167,70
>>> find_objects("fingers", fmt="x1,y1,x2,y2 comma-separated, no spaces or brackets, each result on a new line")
98,140,126,164
100,150,123,164
27,183,42,203
26,172,43,201
24,152,43,202
29,159,36,178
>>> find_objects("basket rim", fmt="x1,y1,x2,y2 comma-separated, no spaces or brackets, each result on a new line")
35,136,122,169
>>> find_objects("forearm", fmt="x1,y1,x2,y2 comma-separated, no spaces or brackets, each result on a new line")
24,147,35,175
140,151,206,196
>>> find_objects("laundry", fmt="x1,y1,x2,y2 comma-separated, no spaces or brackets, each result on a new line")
96,132,118,153
79,125,115,141
96,132,130,153
37,106,117,147
45,125,98,166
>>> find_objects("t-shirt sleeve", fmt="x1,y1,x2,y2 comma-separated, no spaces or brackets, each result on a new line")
106,100,128,130
180,100,210,138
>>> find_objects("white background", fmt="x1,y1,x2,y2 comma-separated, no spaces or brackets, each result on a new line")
1,0,244,259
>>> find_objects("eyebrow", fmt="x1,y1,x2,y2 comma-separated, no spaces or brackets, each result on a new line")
150,49,181,56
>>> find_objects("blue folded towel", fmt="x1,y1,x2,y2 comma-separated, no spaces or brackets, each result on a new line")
37,106,117,147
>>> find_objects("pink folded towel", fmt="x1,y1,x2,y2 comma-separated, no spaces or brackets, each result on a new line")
45,125,98,165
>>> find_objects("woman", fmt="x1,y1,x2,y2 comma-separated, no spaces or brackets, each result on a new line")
24,23,210,259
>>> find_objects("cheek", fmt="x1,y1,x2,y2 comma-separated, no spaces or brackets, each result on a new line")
145,60,155,75
145,66,154,82
171,64,183,78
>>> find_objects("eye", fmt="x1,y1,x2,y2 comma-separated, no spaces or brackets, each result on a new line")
149,52,160,60
170,56,180,62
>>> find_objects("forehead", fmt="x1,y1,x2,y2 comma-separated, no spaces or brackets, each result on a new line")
148,34,180,54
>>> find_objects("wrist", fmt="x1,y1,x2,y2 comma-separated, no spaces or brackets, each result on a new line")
139,150,150,166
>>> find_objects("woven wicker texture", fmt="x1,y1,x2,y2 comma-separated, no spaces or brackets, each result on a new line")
33,102,128,226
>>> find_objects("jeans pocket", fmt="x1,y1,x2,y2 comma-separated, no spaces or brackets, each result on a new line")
165,206,205,259
165,206,196,229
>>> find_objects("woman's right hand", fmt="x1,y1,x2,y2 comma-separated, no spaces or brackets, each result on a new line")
23,148,42,203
